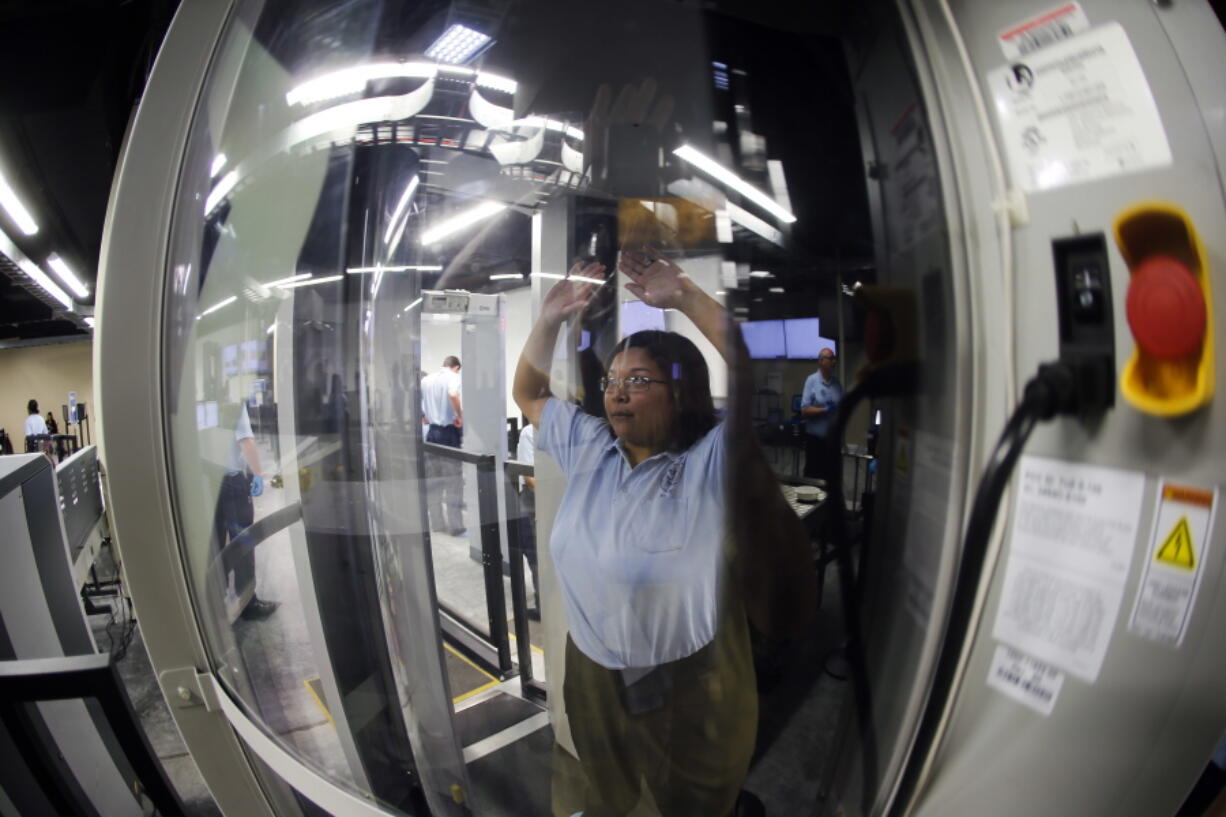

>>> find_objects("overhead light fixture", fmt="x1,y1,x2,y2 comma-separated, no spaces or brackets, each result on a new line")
268,273,312,287
726,201,784,246
475,71,517,95
769,287,785,293
384,175,420,244
403,297,423,313
46,254,90,299
211,153,227,178
287,61,438,106
530,271,565,280
205,170,238,216
197,295,237,319
420,201,507,245
346,265,442,274
0,172,39,235
425,24,492,64
672,145,796,224
0,227,68,306
266,324,276,335
749,270,773,278
489,273,523,281
277,274,344,289
84,317,96,329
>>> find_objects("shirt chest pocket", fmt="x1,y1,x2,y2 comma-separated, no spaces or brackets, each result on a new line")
626,496,689,553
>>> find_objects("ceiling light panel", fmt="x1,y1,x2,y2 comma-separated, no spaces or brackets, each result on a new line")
425,24,492,64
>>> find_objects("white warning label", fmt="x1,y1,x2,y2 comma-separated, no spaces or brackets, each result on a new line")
987,643,1066,716
998,3,1090,60
993,456,1146,682
1128,481,1218,646
988,23,1172,193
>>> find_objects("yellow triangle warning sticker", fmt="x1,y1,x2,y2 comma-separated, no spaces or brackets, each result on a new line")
1155,516,1196,569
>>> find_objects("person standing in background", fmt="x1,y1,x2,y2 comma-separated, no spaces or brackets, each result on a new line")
25,399,48,438
45,411,58,435
514,419,540,619
421,356,465,535
214,402,279,620
801,348,844,482
24,399,53,460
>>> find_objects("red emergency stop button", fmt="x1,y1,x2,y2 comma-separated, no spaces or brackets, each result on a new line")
1125,255,1207,360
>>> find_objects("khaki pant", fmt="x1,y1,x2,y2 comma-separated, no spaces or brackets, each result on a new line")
560,611,757,817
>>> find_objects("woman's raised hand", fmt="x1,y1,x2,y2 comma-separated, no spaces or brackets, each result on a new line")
618,247,693,311
541,260,605,324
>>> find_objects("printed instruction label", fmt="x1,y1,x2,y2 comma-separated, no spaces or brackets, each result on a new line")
988,23,1172,193
1128,481,1219,647
993,456,1146,682
998,3,1090,60
987,643,1066,716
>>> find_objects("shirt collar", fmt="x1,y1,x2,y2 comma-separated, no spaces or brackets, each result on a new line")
604,434,683,466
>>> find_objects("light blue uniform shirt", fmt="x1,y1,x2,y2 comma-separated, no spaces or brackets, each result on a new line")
536,396,727,669
802,372,843,437
421,368,461,426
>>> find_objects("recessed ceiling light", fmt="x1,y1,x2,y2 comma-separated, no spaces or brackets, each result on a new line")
425,24,492,64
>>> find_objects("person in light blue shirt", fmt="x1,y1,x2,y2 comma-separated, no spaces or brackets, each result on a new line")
801,347,843,481
421,357,465,535
514,249,814,817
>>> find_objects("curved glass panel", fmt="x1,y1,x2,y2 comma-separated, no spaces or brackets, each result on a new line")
159,1,962,815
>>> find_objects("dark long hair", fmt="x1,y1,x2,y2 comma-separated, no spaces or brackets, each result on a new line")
27,399,38,416
607,330,716,451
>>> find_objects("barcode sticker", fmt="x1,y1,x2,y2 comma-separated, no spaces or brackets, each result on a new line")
998,3,1089,59
987,643,1066,716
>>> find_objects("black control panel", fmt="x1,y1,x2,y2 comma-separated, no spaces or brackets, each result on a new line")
1052,233,1116,412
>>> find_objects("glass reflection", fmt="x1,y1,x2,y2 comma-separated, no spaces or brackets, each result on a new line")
159,0,956,814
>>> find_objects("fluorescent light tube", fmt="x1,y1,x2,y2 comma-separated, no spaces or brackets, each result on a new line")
384,175,420,244
286,62,437,106
420,201,506,245
489,273,523,280
277,274,344,289
0,227,68,306
211,153,227,178
672,145,796,224
475,71,517,94
46,254,90,298
198,295,237,318
84,317,96,328
403,297,423,312
0,173,38,235
205,170,238,216
346,265,442,273
268,273,312,287
425,24,492,64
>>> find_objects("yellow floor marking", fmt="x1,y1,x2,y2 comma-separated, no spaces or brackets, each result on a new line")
444,642,499,704
302,677,333,726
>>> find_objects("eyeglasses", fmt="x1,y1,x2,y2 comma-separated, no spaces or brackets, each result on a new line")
600,375,667,393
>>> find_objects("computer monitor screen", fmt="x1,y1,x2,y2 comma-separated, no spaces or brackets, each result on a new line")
740,320,787,359
784,317,822,359
240,340,260,374
222,344,239,377
620,300,666,337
